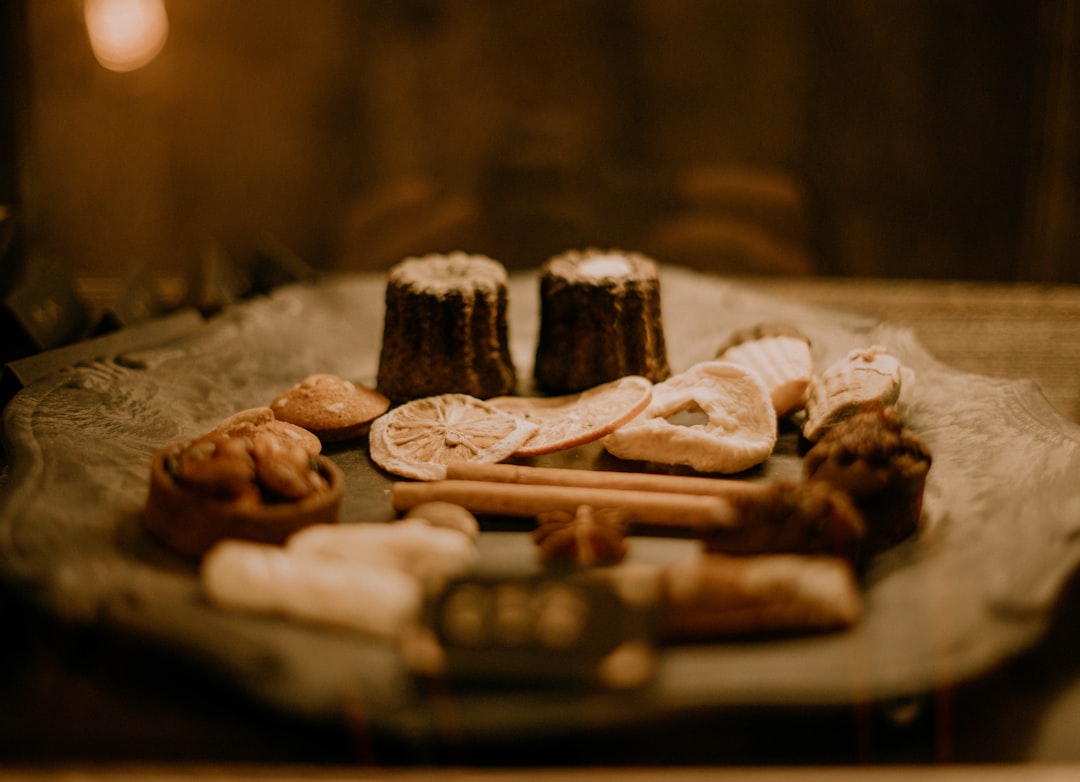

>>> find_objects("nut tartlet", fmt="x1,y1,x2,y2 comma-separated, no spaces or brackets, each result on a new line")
144,433,344,557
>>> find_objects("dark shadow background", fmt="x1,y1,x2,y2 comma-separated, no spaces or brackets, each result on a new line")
8,0,1078,283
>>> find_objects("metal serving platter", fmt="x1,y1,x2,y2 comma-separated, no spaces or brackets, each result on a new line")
3,266,1080,746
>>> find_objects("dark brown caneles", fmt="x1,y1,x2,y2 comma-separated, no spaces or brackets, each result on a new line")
703,479,866,566
377,253,517,403
803,402,932,555
534,249,670,394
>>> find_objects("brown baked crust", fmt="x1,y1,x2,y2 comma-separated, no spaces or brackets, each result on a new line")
803,402,932,553
143,441,343,557
270,374,390,443
377,253,517,402
703,479,866,565
533,249,670,393
660,553,862,640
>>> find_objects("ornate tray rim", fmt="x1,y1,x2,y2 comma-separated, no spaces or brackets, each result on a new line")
3,265,1080,740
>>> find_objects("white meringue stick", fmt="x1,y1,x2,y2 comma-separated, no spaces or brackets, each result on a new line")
201,540,423,639
287,520,478,594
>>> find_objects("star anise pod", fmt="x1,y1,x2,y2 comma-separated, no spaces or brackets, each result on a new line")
532,505,629,568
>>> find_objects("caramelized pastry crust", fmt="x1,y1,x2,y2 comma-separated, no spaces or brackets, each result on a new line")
705,479,866,565
377,253,517,402
803,402,932,553
534,249,670,393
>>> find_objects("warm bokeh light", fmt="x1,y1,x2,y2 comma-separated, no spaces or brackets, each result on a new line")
84,0,169,72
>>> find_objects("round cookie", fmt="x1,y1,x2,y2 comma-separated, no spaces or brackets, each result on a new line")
270,374,391,443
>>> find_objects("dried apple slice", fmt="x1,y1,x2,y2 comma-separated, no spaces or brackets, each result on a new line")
369,393,539,481
601,361,777,474
488,375,653,456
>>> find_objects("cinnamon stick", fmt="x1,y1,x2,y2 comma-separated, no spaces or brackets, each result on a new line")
444,462,768,498
391,480,737,532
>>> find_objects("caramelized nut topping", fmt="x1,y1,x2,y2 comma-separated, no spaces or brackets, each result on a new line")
803,402,932,553
167,430,329,505
706,479,867,565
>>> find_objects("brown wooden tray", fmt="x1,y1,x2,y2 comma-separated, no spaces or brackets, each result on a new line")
3,266,1080,743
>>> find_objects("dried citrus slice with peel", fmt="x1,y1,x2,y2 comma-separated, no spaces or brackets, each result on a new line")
488,375,654,457
369,393,539,480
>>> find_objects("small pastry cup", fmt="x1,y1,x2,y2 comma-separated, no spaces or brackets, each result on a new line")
143,443,344,557
802,403,931,555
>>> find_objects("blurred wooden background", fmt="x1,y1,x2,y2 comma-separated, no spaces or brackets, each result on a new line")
12,0,1080,282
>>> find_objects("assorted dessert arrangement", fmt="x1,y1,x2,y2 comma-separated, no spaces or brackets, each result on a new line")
143,248,932,689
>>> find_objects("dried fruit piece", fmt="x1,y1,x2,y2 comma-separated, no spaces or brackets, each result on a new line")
488,375,653,456
601,360,777,474
369,393,539,481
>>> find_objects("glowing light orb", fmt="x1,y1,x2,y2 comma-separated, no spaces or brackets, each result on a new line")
85,0,169,73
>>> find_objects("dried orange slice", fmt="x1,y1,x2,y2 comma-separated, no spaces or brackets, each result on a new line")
369,393,539,481
488,375,653,456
